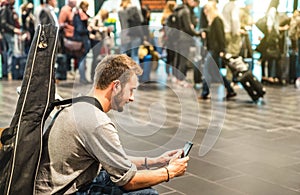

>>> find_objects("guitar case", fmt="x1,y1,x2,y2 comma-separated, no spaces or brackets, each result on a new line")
0,24,59,195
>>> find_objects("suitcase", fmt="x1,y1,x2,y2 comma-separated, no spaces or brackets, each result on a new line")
55,53,67,80
280,53,290,85
238,71,266,102
11,56,27,80
139,54,152,83
224,54,249,80
0,54,2,79
289,52,298,84
280,31,290,85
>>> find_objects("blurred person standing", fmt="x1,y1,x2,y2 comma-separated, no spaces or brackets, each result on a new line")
89,9,110,80
239,0,253,60
222,0,241,82
161,0,177,81
73,0,91,84
289,10,300,84
262,0,284,84
141,5,151,41
34,0,45,28
21,2,35,54
118,0,143,63
58,0,77,74
174,0,201,87
222,0,241,56
0,0,22,80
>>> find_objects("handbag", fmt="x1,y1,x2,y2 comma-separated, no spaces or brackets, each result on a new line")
63,38,85,58
255,16,267,34
13,33,26,57
266,45,280,59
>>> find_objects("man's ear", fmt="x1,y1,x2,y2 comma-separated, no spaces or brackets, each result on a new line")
113,80,121,91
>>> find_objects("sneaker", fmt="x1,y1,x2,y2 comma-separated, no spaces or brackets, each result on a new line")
295,78,300,89
226,92,237,99
80,79,92,85
171,77,177,83
198,95,211,100
194,83,202,90
178,80,192,88
67,71,75,80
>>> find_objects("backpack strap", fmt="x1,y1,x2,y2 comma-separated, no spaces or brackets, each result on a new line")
44,96,103,134
51,96,103,111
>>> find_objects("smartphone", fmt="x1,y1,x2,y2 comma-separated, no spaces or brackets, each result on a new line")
181,141,193,158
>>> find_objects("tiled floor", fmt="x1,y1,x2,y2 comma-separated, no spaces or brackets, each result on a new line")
0,62,300,194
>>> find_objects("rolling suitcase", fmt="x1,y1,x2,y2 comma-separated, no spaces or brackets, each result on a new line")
11,56,27,80
280,31,290,85
238,71,266,102
289,51,298,84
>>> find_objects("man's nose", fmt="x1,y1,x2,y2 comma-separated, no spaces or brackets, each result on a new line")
129,94,134,102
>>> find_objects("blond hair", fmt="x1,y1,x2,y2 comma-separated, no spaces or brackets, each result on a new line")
161,1,176,25
120,0,131,9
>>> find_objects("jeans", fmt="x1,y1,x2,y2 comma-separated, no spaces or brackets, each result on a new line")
76,170,159,195
201,51,234,97
3,33,14,74
174,40,192,81
121,37,141,64
139,55,152,82
79,38,91,82
91,41,103,81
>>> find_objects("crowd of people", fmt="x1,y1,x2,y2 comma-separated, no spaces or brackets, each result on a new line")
1,0,299,90
159,0,300,100
0,0,114,84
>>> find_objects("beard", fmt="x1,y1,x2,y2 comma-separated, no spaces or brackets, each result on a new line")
112,90,124,112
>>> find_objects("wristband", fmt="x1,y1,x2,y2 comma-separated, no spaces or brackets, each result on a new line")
164,167,170,182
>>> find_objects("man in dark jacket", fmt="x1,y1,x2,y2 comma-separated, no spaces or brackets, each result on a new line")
174,0,200,87
0,0,21,79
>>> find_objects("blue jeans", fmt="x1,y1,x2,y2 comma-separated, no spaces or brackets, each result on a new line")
79,38,91,82
76,170,159,195
139,55,152,83
3,33,14,74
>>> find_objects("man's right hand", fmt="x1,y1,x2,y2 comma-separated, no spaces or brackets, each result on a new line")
166,156,189,179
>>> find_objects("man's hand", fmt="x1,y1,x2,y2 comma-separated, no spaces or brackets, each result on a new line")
154,149,182,167
166,156,189,179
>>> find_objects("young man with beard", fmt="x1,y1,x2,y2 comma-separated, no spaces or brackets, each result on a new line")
35,54,189,195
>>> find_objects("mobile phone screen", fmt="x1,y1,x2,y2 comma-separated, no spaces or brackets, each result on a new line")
181,141,193,158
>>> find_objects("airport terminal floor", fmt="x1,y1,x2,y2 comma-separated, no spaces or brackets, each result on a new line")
0,59,300,194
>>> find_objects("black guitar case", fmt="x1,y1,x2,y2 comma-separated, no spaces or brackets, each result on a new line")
0,24,59,195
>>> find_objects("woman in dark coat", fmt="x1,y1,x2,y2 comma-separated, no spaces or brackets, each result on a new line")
199,1,236,100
